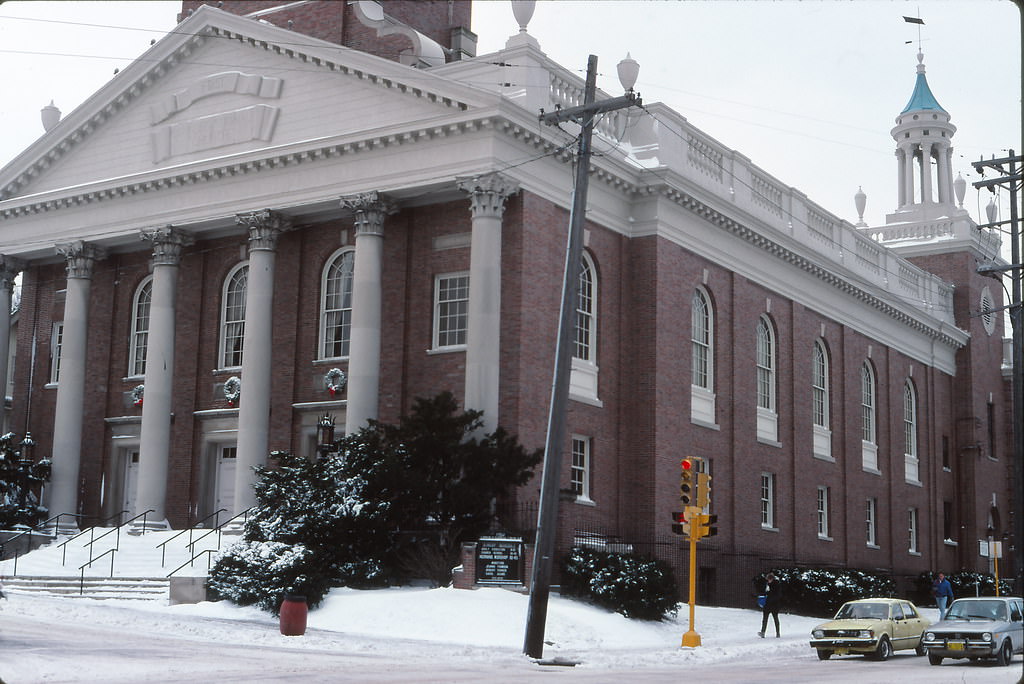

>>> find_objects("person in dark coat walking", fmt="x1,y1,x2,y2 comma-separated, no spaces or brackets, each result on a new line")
758,573,782,638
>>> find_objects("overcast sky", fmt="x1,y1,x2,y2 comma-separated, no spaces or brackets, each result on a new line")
0,0,1019,229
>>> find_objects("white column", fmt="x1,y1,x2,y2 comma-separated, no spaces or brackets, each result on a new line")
457,174,519,433
895,149,907,207
919,142,933,204
904,145,917,205
233,210,290,513
342,192,396,435
49,241,106,531
0,256,25,421
134,227,192,530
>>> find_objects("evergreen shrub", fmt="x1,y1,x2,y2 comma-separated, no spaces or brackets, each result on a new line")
560,546,678,620
753,567,896,618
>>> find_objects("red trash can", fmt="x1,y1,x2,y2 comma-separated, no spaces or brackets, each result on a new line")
279,594,308,636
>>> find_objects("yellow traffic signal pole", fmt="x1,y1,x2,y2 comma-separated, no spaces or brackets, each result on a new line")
681,505,702,647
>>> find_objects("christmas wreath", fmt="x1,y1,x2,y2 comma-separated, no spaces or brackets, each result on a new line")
324,368,347,396
131,384,145,407
223,376,241,407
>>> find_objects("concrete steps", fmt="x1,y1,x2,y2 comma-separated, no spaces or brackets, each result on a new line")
3,575,170,600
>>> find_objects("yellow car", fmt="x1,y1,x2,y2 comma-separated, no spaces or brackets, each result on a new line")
809,598,930,661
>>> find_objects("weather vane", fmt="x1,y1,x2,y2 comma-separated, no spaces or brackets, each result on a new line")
903,14,925,51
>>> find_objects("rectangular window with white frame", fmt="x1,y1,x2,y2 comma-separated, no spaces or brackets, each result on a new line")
761,472,775,529
433,272,469,350
866,497,877,547
49,321,64,385
908,507,919,554
570,435,592,502
817,486,831,540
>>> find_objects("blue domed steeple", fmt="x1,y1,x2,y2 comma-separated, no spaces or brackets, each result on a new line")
901,52,946,114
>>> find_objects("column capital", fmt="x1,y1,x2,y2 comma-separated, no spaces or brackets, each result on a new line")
55,241,107,279
140,226,195,266
340,192,397,237
236,209,292,252
457,173,520,220
0,256,26,290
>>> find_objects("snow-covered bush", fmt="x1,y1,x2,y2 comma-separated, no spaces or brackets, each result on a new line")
561,547,678,620
754,567,895,617
207,540,330,614
207,392,541,611
912,570,1012,605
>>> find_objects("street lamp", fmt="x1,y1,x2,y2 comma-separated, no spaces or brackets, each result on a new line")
316,415,336,459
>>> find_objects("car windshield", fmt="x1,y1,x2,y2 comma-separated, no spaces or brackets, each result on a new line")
836,603,889,620
946,601,1006,621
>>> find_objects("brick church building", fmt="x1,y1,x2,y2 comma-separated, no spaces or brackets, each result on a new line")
0,1,1014,604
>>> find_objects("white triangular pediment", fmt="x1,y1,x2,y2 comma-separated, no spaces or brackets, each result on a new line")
0,5,496,201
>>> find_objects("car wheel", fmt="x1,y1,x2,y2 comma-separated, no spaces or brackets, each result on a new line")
816,649,831,661
873,636,893,661
996,639,1012,666
928,652,943,666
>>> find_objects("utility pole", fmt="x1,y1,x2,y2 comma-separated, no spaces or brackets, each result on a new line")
972,151,1023,593
523,55,640,660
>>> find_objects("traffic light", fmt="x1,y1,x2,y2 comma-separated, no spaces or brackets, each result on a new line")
695,513,718,539
670,510,691,537
696,472,711,508
680,458,697,506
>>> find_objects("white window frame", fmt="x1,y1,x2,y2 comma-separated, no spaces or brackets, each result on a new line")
433,272,470,350
49,321,64,385
904,380,920,484
756,316,778,442
817,485,831,540
760,472,775,529
570,435,592,502
219,263,248,370
691,287,716,425
812,339,832,459
320,248,355,360
861,362,879,472
908,507,919,554
570,253,600,403
129,277,152,378
866,497,878,547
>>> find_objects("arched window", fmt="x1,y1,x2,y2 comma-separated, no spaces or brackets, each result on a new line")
904,379,919,482
569,252,600,403
812,340,829,428
861,361,879,471
573,253,596,363
129,277,152,377
320,249,354,359
220,263,248,369
692,288,713,392
756,317,775,412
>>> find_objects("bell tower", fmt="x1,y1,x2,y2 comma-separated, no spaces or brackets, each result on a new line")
886,52,965,223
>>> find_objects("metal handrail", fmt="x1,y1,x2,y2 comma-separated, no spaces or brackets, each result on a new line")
156,508,227,567
78,547,117,595
186,506,254,556
83,509,154,560
167,548,220,578
1,513,84,577
58,511,127,565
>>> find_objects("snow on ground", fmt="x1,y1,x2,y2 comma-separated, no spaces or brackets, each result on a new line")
0,530,949,678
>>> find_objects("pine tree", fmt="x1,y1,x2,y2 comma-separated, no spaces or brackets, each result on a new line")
0,432,51,528
208,392,542,612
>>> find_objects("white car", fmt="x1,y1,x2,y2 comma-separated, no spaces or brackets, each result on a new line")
921,596,1024,666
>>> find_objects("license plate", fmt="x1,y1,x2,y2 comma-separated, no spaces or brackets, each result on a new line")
948,641,965,651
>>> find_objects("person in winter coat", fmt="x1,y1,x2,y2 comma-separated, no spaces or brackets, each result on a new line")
758,573,782,638
932,571,954,620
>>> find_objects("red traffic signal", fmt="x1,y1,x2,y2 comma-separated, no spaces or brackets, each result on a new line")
680,458,697,505
670,510,691,536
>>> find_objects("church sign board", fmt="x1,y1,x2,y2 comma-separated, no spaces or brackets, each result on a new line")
475,537,524,585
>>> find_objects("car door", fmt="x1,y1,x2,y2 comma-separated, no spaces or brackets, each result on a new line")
1011,600,1024,653
889,602,909,648
900,601,926,646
